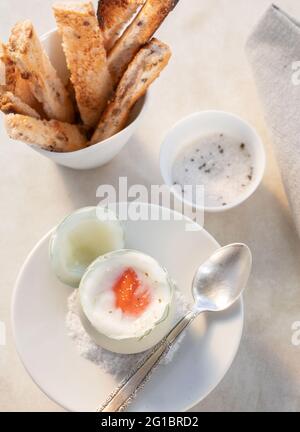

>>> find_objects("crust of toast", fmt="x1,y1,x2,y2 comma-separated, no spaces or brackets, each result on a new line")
8,21,75,123
0,91,40,118
0,42,6,87
91,38,171,144
97,0,145,52
5,114,88,152
0,40,16,90
108,0,178,85
53,1,113,128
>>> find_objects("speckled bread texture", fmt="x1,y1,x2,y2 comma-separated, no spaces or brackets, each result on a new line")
91,38,171,144
108,0,178,85
8,21,75,123
0,39,40,112
5,114,88,152
0,91,40,118
97,0,145,52
53,1,113,128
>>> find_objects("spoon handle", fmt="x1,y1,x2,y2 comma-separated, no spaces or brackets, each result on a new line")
98,310,198,412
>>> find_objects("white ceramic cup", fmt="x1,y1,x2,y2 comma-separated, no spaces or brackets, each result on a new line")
160,111,266,212
20,29,148,170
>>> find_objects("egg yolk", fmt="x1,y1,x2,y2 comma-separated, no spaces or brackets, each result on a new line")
113,268,151,317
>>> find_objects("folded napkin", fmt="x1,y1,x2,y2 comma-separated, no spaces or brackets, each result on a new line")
246,4,300,235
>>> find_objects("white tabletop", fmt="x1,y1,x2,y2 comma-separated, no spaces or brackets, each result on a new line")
1,0,300,412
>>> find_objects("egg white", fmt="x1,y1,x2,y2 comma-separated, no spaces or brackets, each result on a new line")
79,250,173,340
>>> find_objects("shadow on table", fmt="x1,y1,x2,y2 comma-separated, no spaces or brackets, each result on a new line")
189,328,300,412
191,183,300,411
52,133,159,209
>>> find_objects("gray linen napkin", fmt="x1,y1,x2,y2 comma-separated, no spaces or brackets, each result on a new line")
246,4,300,235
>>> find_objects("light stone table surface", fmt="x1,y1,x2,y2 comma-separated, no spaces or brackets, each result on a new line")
0,0,300,412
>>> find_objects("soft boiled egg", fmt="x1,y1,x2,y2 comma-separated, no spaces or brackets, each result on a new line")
49,207,124,287
79,250,175,354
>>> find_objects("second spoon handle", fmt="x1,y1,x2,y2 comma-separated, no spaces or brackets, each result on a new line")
98,310,198,412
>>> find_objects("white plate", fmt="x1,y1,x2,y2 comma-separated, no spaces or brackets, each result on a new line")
12,204,243,412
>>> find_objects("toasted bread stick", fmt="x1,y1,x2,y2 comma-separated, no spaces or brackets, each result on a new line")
0,42,5,87
8,21,75,123
0,40,44,115
91,38,171,144
14,73,44,115
108,0,178,85
0,40,18,91
5,114,87,152
53,1,113,128
0,92,40,118
97,0,145,52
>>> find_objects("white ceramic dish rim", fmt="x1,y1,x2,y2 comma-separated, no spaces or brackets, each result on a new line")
35,28,149,159
160,110,266,213
11,204,244,412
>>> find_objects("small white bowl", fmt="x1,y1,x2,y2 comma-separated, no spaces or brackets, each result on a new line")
22,29,148,170
160,111,266,212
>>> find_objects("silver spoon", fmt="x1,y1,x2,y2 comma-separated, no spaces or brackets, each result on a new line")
98,243,252,412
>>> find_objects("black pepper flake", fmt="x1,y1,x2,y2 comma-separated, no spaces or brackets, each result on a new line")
240,143,245,150
190,158,195,162
248,175,252,181
219,148,224,154
222,203,227,206
205,169,211,173
198,163,206,170
185,168,189,172
196,149,200,152
220,134,224,138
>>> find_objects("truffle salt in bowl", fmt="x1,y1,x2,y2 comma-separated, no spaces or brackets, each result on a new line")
160,111,265,212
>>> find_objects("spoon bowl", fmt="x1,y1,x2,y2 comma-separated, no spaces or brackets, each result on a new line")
192,243,252,312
